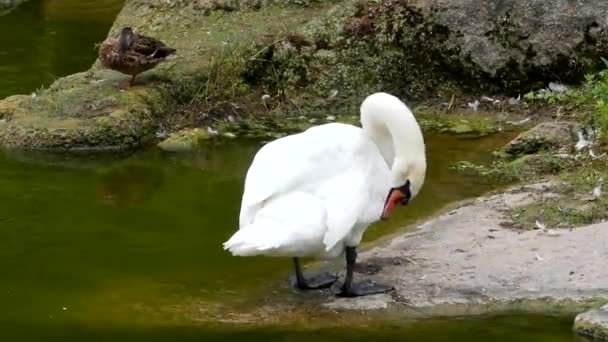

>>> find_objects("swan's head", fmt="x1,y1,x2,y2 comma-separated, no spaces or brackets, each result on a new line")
360,91,426,219
381,157,426,220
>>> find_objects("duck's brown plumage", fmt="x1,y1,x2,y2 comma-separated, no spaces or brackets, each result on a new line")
98,27,176,86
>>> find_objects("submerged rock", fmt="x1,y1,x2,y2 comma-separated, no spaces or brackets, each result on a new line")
574,305,608,340
158,128,214,152
502,122,580,157
448,123,476,135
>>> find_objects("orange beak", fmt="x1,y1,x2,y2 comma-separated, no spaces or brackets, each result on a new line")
381,189,405,220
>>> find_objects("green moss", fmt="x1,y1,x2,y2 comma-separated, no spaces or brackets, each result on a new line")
508,159,608,229
522,63,608,141
213,114,354,139
0,69,175,149
452,142,608,230
158,128,214,152
579,64,608,140
452,152,575,184
0,0,340,150
239,0,468,113
415,106,505,137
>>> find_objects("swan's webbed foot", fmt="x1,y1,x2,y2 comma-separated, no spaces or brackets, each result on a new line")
336,246,394,297
338,280,394,297
289,272,338,290
290,258,338,290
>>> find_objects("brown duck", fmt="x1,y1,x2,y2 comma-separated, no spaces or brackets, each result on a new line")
98,27,176,87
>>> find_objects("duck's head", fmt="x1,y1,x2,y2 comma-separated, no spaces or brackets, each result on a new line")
118,27,134,51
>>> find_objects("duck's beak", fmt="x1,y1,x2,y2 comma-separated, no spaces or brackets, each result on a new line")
381,189,406,220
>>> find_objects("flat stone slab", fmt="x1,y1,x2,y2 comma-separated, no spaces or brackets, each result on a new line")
323,184,608,314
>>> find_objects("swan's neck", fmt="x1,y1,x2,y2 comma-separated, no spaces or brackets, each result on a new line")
360,93,426,196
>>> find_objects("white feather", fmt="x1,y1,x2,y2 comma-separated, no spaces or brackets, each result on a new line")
535,220,546,230
592,177,604,200
467,100,480,111
224,92,426,258
576,130,590,151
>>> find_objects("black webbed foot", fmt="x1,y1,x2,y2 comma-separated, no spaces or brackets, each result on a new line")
289,272,338,290
336,246,395,297
290,258,338,290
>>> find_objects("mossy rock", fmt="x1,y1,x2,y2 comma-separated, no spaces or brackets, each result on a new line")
158,128,214,152
448,123,476,135
0,0,337,150
574,305,608,340
250,0,608,109
507,153,567,178
0,95,28,119
7,0,602,150
414,107,502,137
0,71,170,150
501,122,581,157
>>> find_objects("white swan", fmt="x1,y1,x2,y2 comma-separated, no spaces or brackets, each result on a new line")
223,92,426,297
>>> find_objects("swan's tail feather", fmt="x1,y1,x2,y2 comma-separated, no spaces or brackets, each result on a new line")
225,192,327,257
223,219,289,256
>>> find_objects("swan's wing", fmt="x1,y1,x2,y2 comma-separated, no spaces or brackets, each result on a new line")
238,123,364,227
320,167,373,251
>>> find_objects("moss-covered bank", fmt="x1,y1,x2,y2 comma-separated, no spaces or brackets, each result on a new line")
0,0,340,150
452,67,608,231
1,0,606,150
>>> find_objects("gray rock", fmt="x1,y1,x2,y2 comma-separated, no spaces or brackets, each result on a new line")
317,184,608,316
268,0,608,101
406,0,608,88
574,304,608,340
502,122,580,157
323,293,392,311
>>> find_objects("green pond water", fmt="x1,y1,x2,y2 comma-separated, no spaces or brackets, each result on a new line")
0,1,590,341
0,0,123,98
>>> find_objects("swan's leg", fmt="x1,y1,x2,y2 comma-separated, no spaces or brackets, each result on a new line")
289,258,338,290
338,246,394,297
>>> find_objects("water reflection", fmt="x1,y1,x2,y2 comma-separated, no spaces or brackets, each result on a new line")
0,0,124,98
96,164,165,207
